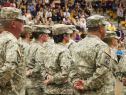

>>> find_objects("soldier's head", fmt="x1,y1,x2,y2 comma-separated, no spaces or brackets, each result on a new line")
52,24,73,44
32,25,51,43
0,7,26,38
87,15,107,39
103,31,120,48
66,25,79,40
20,25,32,41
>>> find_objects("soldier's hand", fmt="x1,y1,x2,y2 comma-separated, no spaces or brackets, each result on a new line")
122,77,126,86
43,75,53,85
73,80,84,91
26,69,33,76
43,79,50,85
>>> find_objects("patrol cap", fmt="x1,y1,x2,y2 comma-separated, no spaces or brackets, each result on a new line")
0,7,26,21
66,25,79,32
50,24,65,34
52,24,65,29
52,24,73,35
51,24,66,32
24,25,32,32
32,25,51,34
104,31,120,39
87,15,107,28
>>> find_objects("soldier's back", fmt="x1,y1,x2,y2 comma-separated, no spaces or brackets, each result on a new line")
39,43,73,95
70,35,116,95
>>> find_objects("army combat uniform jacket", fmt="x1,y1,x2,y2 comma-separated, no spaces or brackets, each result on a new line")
0,31,25,95
36,43,74,95
69,35,121,95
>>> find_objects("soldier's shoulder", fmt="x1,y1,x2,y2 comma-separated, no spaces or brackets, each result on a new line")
0,31,18,49
55,44,69,55
103,47,111,55
0,31,17,42
29,42,40,52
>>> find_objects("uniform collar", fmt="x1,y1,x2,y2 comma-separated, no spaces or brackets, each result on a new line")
86,34,101,40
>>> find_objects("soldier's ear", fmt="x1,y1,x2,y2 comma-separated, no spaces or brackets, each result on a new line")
98,26,102,33
99,26,105,34
10,21,16,28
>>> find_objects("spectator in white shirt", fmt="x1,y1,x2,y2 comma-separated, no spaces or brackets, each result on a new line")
37,7,44,18
45,8,52,18
63,16,71,25
64,9,70,17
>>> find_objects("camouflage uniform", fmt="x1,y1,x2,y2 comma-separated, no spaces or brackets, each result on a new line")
103,31,124,95
117,51,126,95
18,25,33,95
26,25,51,95
26,41,43,95
0,7,25,95
69,15,119,95
103,31,120,69
36,25,74,95
104,32,126,95
45,38,54,46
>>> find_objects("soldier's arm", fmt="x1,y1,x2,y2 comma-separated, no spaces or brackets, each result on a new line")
35,47,47,78
51,50,73,84
70,47,111,91
114,54,126,80
0,41,18,86
27,45,41,72
31,48,42,73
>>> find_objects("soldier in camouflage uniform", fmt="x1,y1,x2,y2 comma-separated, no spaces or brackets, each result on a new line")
26,25,51,95
120,52,126,95
0,7,25,95
18,25,33,95
103,31,126,95
19,25,32,57
103,31,120,63
69,15,120,95
103,31,124,95
39,25,54,50
35,24,74,95
19,25,32,62
115,37,126,95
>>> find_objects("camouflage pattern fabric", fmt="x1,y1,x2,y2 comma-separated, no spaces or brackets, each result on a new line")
69,35,117,95
36,43,74,95
0,31,25,95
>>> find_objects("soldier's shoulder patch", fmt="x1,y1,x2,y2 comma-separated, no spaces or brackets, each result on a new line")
104,56,110,65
